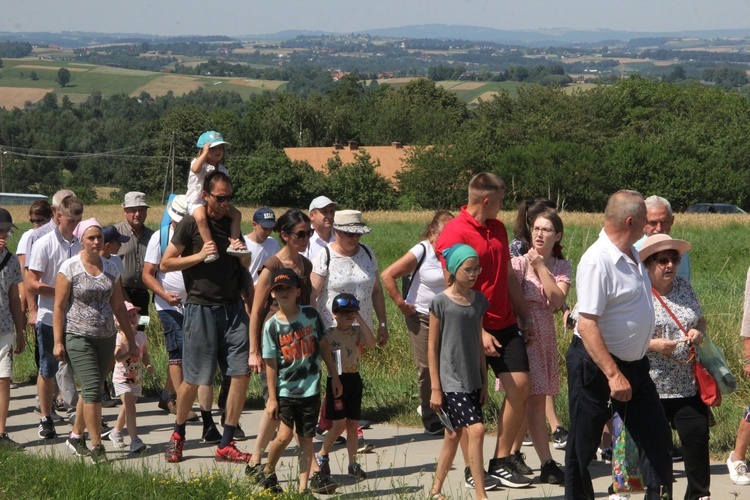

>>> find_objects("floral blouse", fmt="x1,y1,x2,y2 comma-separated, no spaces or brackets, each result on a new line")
647,276,703,399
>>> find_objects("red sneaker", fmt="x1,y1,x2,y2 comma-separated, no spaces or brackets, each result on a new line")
165,432,185,463
215,441,252,463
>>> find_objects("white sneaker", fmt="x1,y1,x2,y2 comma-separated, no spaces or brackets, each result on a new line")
109,429,126,449
204,253,219,263
727,452,750,485
129,437,147,454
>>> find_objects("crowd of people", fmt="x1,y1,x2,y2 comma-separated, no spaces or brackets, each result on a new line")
1,131,749,499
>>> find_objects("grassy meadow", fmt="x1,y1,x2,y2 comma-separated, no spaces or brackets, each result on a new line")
4,205,750,459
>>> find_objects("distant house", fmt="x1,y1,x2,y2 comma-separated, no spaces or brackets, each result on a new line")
0,193,48,206
284,142,416,181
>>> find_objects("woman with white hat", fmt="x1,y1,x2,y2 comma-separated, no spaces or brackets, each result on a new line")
640,233,710,500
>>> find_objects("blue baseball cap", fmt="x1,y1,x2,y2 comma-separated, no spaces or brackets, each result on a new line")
102,225,130,244
253,207,276,229
196,131,229,149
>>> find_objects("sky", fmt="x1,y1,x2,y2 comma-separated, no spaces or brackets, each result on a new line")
3,0,750,37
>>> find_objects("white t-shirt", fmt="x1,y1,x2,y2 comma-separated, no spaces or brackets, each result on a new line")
144,229,186,312
301,230,334,261
186,158,229,207
27,229,81,326
404,240,445,315
243,234,280,285
16,229,33,257
575,229,654,362
106,254,125,276
312,244,378,330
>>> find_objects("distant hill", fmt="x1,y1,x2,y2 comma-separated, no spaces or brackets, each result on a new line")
4,26,750,48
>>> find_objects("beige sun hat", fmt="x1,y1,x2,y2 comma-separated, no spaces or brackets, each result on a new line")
333,210,371,234
638,233,692,262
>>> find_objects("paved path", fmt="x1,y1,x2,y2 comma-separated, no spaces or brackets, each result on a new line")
5,382,746,498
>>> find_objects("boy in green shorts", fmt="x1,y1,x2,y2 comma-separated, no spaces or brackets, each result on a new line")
257,268,342,494
315,292,376,480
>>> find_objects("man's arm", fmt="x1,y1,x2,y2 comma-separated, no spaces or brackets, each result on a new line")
142,261,181,306
160,241,211,273
577,313,631,402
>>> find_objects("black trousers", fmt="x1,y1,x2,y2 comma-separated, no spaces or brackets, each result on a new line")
565,336,673,499
658,396,710,499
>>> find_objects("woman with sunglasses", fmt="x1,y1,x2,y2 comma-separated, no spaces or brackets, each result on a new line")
640,234,710,500
247,208,317,477
17,200,53,317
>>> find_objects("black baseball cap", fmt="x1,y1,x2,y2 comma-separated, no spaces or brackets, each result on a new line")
253,207,276,229
102,225,130,244
0,208,17,231
332,293,360,313
271,268,300,290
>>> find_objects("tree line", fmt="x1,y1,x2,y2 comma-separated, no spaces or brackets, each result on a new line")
1,75,750,212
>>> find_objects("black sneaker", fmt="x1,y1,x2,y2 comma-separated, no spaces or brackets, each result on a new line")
202,424,222,444
488,457,532,488
552,426,568,450
66,434,88,457
600,447,613,464
672,448,683,462
509,450,533,475
233,422,246,441
100,420,112,439
90,444,108,464
257,470,283,493
315,426,346,445
309,471,338,494
38,417,56,439
463,467,500,491
0,433,24,451
101,391,118,408
347,462,367,481
540,459,565,484
245,463,265,484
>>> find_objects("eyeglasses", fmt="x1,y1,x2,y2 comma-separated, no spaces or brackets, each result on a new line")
460,266,482,277
289,228,314,239
656,255,681,266
338,231,362,239
30,218,47,224
531,227,555,235
334,296,360,311
0,229,12,238
209,193,233,204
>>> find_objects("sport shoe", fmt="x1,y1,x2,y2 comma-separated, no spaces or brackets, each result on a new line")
316,454,331,475
38,417,56,439
101,391,118,408
202,424,222,444
357,436,375,454
48,409,64,423
600,447,613,464
220,413,246,440
100,420,113,439
522,434,533,447
90,444,108,464
130,437,147,454
0,433,24,450
226,247,252,259
424,421,445,435
540,459,565,484
348,462,367,481
309,470,338,494
509,450,533,475
727,451,750,485
358,419,371,429
463,467,500,491
204,253,219,263
316,426,345,445
215,441,251,463
672,447,683,462
552,426,568,450
165,432,185,463
66,434,89,457
488,457,532,488
257,470,283,493
109,429,127,449
245,463,265,483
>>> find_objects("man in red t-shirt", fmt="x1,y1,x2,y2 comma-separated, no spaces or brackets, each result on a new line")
435,172,535,489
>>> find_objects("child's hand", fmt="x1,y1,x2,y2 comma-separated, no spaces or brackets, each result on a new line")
265,399,278,420
201,142,212,157
146,364,154,376
332,376,343,398
430,389,443,412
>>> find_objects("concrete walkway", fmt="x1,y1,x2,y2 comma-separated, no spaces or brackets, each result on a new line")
5,382,746,498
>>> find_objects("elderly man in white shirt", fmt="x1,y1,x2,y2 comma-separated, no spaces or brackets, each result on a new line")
302,196,336,261
565,190,673,500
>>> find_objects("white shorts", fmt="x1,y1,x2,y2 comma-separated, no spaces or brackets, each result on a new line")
0,332,15,378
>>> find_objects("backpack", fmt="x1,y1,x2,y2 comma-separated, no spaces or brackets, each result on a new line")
160,193,177,256
0,250,12,273
401,242,428,298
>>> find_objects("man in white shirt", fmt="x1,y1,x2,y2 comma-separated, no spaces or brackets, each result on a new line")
302,196,336,261
565,190,673,499
243,207,280,285
26,195,83,440
635,195,691,282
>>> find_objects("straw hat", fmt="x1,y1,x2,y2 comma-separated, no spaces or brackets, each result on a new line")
638,234,691,262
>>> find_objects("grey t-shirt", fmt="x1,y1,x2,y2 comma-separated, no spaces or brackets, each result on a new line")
430,291,489,393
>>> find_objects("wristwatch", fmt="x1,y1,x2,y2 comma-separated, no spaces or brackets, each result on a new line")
379,322,387,328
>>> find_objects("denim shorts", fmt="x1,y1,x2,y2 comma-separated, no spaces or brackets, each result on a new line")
36,323,59,379
158,309,184,364
182,301,249,386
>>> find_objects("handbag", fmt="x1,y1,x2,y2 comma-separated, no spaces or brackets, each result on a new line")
611,411,645,493
651,288,722,407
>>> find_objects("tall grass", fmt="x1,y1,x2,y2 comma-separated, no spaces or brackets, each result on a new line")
7,208,750,457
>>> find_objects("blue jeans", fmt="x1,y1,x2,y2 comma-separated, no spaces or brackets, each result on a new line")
565,336,673,499
158,309,184,363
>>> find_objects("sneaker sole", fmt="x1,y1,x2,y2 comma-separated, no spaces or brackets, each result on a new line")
490,473,532,489
464,480,500,491
310,484,338,494
130,445,148,454
215,455,252,463
38,431,56,440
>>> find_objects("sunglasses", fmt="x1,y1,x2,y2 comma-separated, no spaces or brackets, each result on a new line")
209,193,233,204
30,218,48,224
289,228,314,239
656,255,681,266
334,296,360,311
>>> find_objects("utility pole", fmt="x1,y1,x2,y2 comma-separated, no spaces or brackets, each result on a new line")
0,146,5,193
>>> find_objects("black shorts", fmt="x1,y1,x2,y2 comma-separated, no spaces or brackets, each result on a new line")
325,373,363,421
279,394,321,438
444,389,483,429
485,324,529,375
